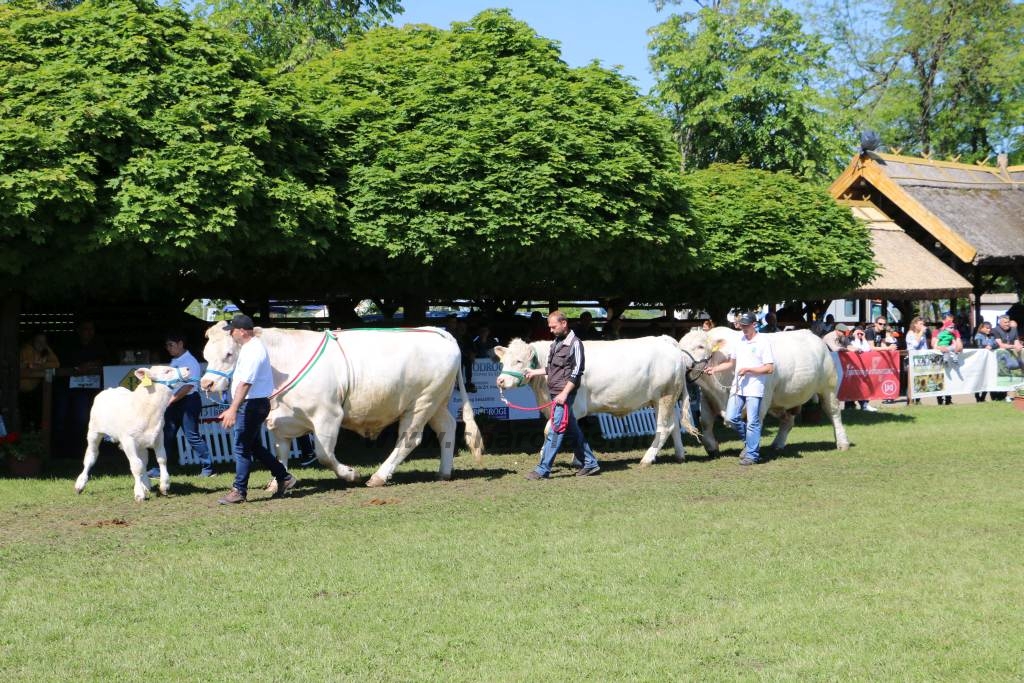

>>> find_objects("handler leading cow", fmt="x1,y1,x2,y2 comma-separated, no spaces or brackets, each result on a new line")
495,322,697,469
200,321,483,488
678,324,849,458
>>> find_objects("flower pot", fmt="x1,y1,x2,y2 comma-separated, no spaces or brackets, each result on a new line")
7,456,42,478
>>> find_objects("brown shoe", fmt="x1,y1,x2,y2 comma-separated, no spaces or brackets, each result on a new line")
217,488,246,505
271,474,298,499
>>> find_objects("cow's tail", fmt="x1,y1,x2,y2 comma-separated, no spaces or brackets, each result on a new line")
457,366,485,464
678,388,700,437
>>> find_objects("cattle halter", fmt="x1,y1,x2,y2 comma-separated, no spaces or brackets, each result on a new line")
498,348,540,387
151,367,190,388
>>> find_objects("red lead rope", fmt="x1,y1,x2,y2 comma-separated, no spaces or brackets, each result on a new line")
497,390,567,432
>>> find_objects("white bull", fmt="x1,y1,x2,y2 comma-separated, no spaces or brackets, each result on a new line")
494,336,696,466
200,324,483,488
74,365,190,501
678,327,849,456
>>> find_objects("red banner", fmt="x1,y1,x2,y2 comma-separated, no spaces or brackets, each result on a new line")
836,349,901,401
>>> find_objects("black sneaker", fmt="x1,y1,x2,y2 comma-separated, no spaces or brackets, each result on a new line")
524,470,548,480
575,465,601,477
299,454,319,468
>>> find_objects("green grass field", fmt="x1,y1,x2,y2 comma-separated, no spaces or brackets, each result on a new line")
2,402,1023,681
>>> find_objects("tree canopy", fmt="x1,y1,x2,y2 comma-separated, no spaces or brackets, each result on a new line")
0,0,336,300
649,0,849,178
194,0,403,66
285,9,702,302
680,163,875,313
820,0,1024,162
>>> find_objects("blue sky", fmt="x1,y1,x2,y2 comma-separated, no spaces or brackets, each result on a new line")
393,1,669,93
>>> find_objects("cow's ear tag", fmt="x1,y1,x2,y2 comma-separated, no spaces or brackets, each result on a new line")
140,375,153,387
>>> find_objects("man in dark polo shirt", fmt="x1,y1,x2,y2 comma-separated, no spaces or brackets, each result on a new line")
523,310,601,479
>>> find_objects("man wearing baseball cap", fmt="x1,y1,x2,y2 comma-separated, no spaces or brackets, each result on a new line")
217,314,297,504
703,312,775,465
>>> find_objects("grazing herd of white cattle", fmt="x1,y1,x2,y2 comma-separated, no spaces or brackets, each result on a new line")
78,323,849,500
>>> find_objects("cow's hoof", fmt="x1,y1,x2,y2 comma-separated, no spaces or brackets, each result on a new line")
838,444,850,451
674,455,686,464
366,474,388,488
134,494,146,502
436,472,452,482
335,467,361,484
638,460,653,468
158,487,169,497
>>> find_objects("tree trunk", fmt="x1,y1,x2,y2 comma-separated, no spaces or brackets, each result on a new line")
1,291,22,432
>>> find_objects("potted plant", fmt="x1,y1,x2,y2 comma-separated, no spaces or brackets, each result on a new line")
1,430,48,477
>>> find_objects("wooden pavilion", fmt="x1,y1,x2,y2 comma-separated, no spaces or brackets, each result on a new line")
830,152,1024,323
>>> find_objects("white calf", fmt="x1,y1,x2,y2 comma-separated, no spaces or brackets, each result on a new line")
74,366,190,501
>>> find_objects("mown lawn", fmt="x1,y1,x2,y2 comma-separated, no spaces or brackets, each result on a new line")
2,402,1023,681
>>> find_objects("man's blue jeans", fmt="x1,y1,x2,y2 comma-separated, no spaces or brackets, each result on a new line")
231,398,288,496
535,396,599,477
725,393,764,462
163,392,213,471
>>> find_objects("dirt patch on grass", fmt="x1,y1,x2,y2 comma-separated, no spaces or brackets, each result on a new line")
81,517,131,528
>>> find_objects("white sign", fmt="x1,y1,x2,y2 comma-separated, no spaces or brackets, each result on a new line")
449,360,540,421
69,374,101,389
908,349,1023,397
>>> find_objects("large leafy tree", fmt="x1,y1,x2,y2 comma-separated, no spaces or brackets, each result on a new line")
195,0,403,66
648,0,849,178
823,0,1024,161
681,163,876,317
0,0,336,427
284,9,702,304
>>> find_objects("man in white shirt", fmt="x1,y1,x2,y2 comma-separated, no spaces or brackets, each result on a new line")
703,312,775,465
217,314,297,504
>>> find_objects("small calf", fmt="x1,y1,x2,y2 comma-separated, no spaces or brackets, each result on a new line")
75,366,191,501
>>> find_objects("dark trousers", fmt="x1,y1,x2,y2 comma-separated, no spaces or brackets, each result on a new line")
162,392,213,469
231,398,288,496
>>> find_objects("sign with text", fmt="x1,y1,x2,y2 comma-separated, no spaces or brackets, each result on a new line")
448,360,540,421
835,349,901,401
907,349,1021,398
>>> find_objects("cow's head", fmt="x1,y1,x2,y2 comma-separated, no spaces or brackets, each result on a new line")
200,322,241,393
493,338,540,389
678,328,713,375
135,365,191,390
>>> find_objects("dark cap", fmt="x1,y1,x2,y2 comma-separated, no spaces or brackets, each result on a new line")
942,310,954,319
737,312,757,326
224,313,255,332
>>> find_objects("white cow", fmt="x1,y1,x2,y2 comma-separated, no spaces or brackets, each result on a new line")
74,365,190,501
200,324,483,488
494,336,696,466
678,327,849,456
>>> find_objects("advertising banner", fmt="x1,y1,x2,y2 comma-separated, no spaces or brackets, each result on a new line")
448,360,540,421
835,349,901,401
908,349,1023,398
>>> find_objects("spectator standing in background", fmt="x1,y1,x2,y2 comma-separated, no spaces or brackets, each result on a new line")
19,332,60,432
972,321,998,402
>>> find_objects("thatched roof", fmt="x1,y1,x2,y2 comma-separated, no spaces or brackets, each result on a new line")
843,201,972,299
830,153,1024,267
